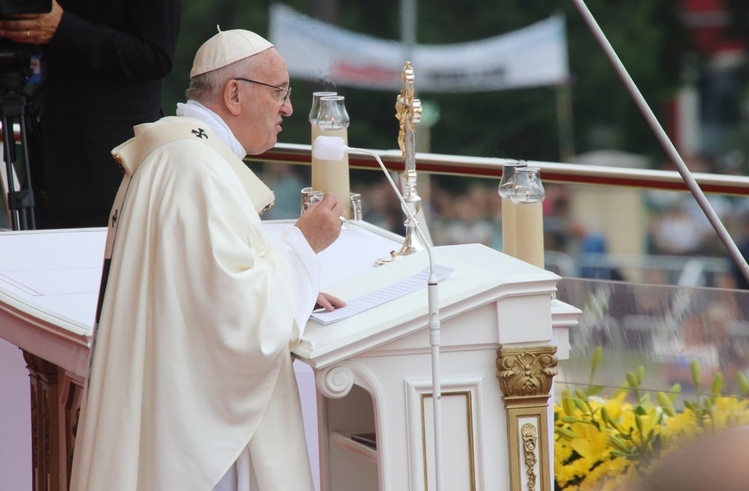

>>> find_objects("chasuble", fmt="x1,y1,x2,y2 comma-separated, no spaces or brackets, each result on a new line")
70,117,317,491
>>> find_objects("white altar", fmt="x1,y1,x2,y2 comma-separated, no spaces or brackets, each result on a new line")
0,220,579,491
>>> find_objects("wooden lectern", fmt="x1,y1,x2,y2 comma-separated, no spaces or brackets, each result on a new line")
0,221,578,491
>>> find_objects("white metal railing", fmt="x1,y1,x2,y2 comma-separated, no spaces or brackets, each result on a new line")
249,142,749,289
253,142,749,196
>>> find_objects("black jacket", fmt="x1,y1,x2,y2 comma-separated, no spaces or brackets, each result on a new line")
34,0,181,224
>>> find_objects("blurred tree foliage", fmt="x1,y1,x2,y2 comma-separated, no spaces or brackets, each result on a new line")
164,0,692,164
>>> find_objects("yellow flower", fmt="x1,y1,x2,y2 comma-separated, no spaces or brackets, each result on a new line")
555,459,583,487
555,438,575,463
571,423,611,461
553,352,749,490
662,408,701,439
613,405,662,448
578,455,632,491
712,395,749,429
602,391,629,421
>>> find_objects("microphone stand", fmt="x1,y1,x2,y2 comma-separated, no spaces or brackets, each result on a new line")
312,133,444,489
346,143,444,491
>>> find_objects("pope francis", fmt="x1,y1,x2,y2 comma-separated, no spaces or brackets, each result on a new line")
69,29,345,491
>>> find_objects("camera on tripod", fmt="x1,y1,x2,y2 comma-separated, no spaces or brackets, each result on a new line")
0,0,51,230
0,0,51,18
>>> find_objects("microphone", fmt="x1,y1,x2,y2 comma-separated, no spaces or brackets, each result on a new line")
311,134,347,161
312,135,445,489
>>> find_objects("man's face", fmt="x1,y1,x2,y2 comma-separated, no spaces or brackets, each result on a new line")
236,49,293,155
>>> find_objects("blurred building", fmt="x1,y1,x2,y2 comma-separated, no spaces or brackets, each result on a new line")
671,0,749,161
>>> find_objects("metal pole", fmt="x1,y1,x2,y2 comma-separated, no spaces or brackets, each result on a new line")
401,0,416,63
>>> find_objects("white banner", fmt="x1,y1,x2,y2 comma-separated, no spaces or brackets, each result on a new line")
269,4,568,92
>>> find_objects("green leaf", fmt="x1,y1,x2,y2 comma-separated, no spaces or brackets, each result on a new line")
626,371,638,389
667,384,682,402
600,407,610,424
639,393,652,406
657,391,676,417
589,346,603,385
691,360,701,388
608,435,631,453
586,385,605,396
610,450,639,461
556,427,577,440
562,389,576,416
573,397,588,412
738,373,749,396
601,408,622,432
711,372,724,397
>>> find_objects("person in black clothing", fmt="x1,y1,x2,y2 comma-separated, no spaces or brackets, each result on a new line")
0,0,181,228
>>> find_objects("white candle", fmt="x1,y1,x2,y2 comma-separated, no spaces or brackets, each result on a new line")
501,196,517,257
513,201,544,268
311,126,351,217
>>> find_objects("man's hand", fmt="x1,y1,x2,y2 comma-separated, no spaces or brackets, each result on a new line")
0,0,63,45
295,192,344,254
314,292,346,312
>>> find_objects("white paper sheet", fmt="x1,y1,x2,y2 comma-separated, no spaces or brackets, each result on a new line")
309,265,454,325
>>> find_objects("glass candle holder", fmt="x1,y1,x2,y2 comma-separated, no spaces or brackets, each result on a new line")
309,91,337,124
498,161,527,198
509,166,545,204
498,161,527,257
309,91,337,147
316,95,350,130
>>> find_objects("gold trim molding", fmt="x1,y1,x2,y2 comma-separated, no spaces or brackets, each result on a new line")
496,346,558,399
522,423,538,490
419,391,476,490
497,345,557,491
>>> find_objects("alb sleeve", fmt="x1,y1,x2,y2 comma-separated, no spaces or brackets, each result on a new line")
274,225,320,335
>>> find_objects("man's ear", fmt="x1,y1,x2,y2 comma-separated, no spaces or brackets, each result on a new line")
224,80,243,116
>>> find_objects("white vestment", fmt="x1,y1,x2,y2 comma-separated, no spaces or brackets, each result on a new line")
70,116,318,491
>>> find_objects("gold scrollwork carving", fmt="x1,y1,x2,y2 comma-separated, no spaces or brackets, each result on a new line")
496,346,558,398
522,423,538,490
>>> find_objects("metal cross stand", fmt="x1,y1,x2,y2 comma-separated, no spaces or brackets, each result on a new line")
376,62,424,265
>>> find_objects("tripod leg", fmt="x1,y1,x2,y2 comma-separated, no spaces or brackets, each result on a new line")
0,145,12,229
2,96,36,230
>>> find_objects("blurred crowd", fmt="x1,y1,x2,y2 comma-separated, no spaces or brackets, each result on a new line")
246,157,749,289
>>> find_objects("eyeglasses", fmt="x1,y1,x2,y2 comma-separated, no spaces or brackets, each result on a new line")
234,78,292,105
